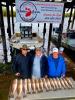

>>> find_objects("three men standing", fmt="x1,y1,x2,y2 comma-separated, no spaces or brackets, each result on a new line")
12,45,66,79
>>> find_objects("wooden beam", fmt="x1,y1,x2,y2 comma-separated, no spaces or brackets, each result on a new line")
1,3,15,7
71,9,75,29
6,0,11,38
11,3,14,34
64,1,75,8
0,1,8,63
43,23,46,47
1,0,15,3
67,7,73,30
47,23,52,55
58,6,65,48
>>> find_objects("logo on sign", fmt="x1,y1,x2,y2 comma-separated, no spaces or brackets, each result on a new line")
18,2,37,22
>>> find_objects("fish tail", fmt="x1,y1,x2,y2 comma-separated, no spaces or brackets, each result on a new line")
9,93,14,98
9,89,14,98
15,96,21,100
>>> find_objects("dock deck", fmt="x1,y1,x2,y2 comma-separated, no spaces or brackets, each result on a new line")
9,78,75,100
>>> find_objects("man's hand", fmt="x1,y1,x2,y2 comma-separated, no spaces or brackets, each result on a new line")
45,75,48,78
61,74,65,78
15,73,20,76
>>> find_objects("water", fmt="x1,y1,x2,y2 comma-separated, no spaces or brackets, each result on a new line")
0,17,75,62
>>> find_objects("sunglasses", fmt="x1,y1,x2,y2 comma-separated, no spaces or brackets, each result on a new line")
22,48,28,50
36,49,41,51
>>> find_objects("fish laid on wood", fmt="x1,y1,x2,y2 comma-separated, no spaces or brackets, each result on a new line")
49,78,56,90
31,79,36,93
56,78,62,89
65,77,73,88
27,79,32,94
43,78,49,91
53,78,59,90
39,79,44,92
9,79,18,98
63,78,71,89
46,78,52,91
23,79,27,97
60,78,67,89
35,79,41,92
17,79,22,99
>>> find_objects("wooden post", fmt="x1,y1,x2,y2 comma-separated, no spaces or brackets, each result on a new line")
47,23,52,55
38,23,39,35
11,3,14,34
43,23,46,47
0,1,8,63
58,4,65,48
6,0,13,61
67,7,73,31
46,0,52,55
6,0,11,39
71,9,75,29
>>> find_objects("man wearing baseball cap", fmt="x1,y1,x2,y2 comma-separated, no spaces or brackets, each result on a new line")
31,47,48,79
59,47,64,55
48,47,66,78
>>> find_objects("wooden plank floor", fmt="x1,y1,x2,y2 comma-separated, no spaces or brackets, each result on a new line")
9,78,75,100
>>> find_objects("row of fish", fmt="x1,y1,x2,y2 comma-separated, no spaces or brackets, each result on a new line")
9,77,74,99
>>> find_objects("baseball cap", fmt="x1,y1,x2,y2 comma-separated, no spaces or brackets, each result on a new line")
52,47,58,53
36,47,41,51
59,47,64,52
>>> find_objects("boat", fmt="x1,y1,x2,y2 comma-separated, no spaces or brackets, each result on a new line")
10,25,43,50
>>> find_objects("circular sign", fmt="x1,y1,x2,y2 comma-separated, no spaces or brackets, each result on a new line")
19,2,37,22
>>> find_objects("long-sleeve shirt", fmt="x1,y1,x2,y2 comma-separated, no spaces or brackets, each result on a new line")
32,56,41,79
12,54,32,79
48,54,66,78
31,55,49,78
